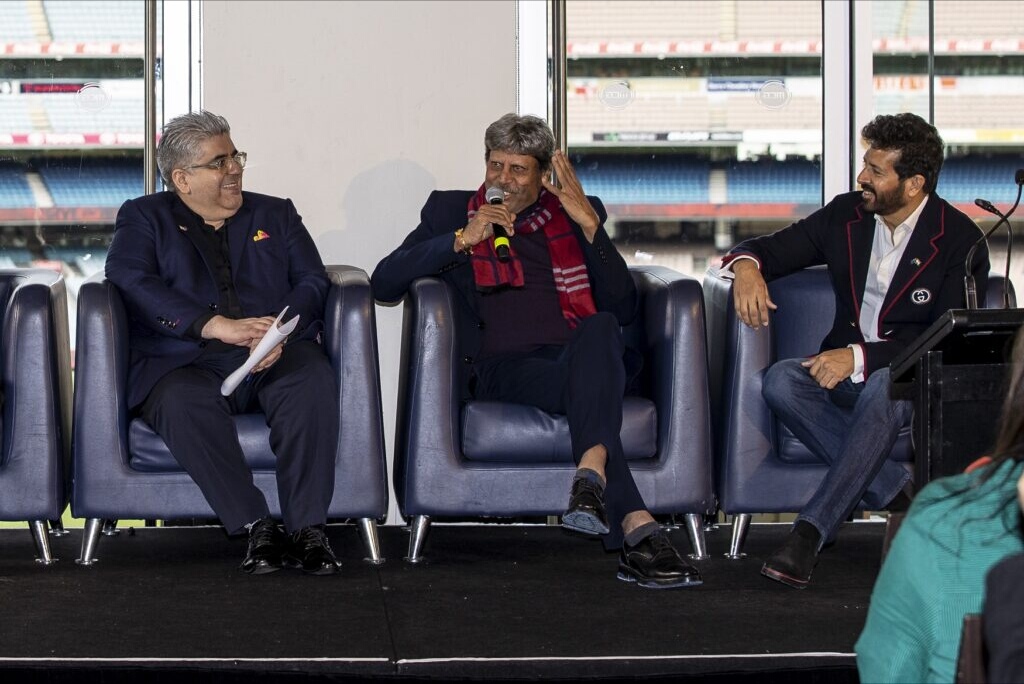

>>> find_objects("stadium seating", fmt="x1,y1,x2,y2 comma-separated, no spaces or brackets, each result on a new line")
0,99,33,136
574,155,710,204
727,159,821,205
35,158,143,207
937,155,1023,204
43,0,143,42
0,163,35,209
0,1,37,41
37,93,144,134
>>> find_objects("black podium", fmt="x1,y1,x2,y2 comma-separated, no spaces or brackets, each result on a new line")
891,308,1024,489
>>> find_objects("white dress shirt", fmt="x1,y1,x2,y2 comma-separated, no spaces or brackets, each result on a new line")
848,195,930,382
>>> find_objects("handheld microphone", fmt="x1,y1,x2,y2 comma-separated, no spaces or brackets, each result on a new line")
485,186,511,262
969,176,1022,309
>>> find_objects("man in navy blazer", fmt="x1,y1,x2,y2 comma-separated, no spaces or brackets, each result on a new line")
106,110,341,576
722,113,990,588
372,113,702,589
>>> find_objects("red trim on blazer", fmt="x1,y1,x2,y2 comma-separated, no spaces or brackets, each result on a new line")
846,204,864,321
721,252,761,271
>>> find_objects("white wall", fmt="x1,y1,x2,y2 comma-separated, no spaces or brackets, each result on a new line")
202,0,518,523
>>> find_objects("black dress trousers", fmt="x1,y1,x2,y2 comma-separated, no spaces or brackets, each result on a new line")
141,340,339,535
473,312,646,549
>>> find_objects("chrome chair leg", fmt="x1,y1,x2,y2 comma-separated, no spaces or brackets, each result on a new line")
684,513,710,560
30,520,57,565
48,518,70,537
725,513,751,559
405,515,430,563
101,519,120,536
76,518,104,565
358,517,385,565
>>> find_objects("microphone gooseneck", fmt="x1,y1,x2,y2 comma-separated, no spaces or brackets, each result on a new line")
970,174,1023,309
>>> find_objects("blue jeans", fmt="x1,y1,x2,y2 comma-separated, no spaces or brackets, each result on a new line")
762,358,912,547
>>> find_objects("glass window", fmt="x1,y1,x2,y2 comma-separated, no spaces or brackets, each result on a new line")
872,0,1024,294
565,0,823,279
0,0,162,344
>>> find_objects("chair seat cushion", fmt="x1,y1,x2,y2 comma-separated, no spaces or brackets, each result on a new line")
460,396,657,463
777,425,914,464
128,414,277,472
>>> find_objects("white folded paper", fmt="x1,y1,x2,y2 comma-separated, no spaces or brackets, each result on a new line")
219,307,300,396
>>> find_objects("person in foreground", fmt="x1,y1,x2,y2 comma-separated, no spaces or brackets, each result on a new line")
722,112,989,588
105,110,341,575
981,470,1024,684
855,329,1024,683
371,113,701,589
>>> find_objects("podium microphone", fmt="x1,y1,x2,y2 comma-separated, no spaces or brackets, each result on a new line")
485,186,511,262
971,171,1024,308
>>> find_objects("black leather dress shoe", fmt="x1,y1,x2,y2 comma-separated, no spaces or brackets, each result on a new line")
617,532,703,589
240,517,286,575
562,478,610,536
761,529,819,589
284,525,341,576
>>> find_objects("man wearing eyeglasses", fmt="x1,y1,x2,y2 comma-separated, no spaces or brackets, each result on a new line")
105,110,341,576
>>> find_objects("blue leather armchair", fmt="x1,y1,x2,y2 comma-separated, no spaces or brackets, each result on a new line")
71,265,389,564
393,265,715,562
704,265,1016,557
0,269,72,564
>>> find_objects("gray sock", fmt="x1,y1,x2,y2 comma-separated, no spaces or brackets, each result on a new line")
624,521,661,548
573,467,606,492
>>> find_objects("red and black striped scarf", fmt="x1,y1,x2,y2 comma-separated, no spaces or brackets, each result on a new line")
467,185,597,328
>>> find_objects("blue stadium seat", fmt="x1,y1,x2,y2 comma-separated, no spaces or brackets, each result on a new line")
0,163,35,209
35,159,143,207
727,159,821,204
574,155,710,204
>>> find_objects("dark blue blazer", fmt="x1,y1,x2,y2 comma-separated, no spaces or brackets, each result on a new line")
106,190,329,408
371,189,637,399
723,191,989,377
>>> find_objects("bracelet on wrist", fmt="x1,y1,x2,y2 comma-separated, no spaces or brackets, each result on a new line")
454,228,473,255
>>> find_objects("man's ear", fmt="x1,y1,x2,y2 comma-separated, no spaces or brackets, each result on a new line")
905,174,925,198
171,168,191,194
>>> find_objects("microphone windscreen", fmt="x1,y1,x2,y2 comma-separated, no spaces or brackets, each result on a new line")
975,198,999,215
485,186,504,204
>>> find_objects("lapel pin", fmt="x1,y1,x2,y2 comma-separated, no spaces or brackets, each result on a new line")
178,225,188,232
910,257,921,266
253,229,270,242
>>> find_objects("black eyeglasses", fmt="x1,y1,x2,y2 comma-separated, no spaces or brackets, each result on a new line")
183,152,247,172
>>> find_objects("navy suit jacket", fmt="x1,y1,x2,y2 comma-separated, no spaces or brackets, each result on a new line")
106,190,329,408
371,189,638,400
722,191,989,377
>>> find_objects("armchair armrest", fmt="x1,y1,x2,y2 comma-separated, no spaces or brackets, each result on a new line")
393,277,463,514
71,274,134,512
629,265,714,512
324,265,388,517
703,266,776,509
0,269,71,519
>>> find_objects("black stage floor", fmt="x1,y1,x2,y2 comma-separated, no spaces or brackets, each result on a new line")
0,521,884,682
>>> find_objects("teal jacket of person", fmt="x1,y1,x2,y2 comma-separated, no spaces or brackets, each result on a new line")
855,459,1024,683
